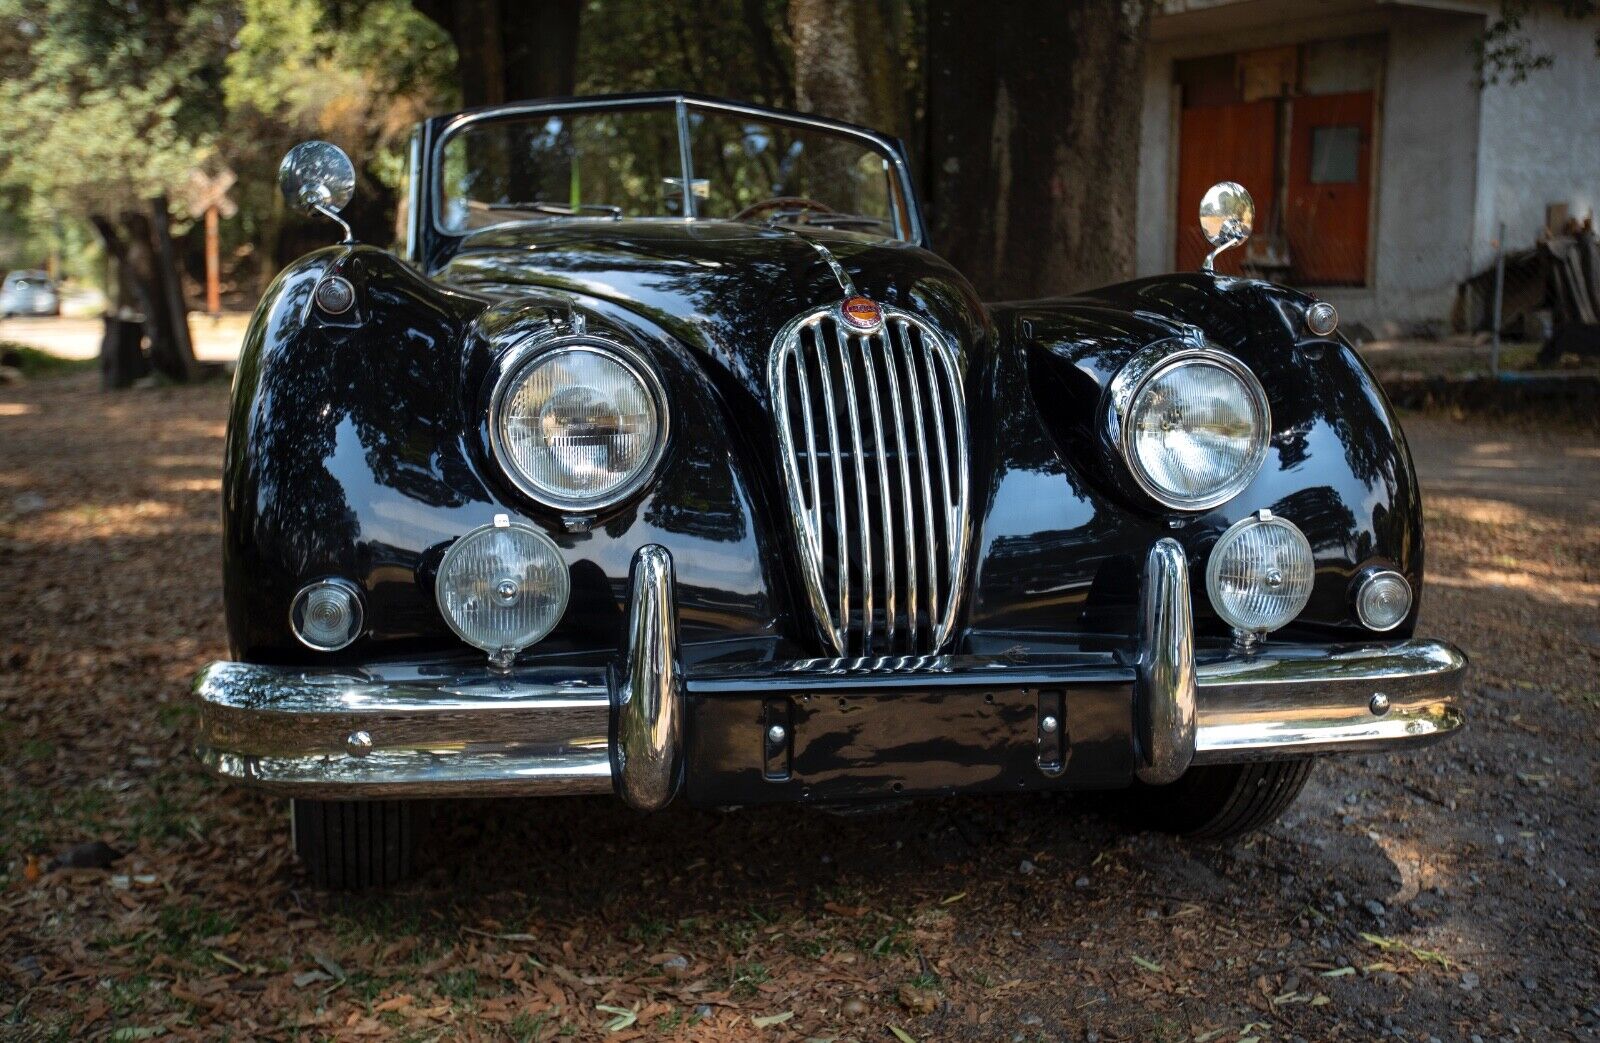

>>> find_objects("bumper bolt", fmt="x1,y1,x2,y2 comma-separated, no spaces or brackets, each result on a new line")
1040,714,1059,734
1369,693,1390,716
766,723,787,745
345,730,373,756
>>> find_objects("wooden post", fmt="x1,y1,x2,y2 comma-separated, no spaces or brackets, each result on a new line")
205,204,221,317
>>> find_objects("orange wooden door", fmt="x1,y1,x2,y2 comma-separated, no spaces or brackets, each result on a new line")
1286,92,1373,285
1175,100,1277,275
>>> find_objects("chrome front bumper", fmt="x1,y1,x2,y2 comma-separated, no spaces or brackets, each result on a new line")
192,542,1465,803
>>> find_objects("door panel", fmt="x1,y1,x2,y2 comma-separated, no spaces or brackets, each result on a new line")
1175,100,1277,275
1286,91,1373,286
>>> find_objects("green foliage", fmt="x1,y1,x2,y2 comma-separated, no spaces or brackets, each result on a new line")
0,343,95,378
0,0,234,220
578,0,793,108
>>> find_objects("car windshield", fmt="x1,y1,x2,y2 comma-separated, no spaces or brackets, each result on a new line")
436,102,908,239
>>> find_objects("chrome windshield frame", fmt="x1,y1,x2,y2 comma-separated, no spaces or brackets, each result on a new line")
426,92,925,246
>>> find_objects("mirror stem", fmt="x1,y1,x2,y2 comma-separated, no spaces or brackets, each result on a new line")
314,203,355,245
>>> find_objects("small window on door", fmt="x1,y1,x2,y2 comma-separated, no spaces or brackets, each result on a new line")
1309,125,1361,184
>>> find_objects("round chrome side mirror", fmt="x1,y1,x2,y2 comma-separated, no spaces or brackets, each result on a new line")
1198,181,1254,273
280,141,356,224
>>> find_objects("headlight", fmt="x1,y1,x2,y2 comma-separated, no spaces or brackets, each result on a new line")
436,516,569,663
490,337,668,511
1108,342,1270,510
1205,511,1314,635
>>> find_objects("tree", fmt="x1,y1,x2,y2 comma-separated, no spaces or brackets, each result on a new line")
223,0,455,269
411,0,579,108
0,0,233,385
922,0,1156,300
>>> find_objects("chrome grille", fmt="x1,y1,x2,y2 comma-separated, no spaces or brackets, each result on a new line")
769,306,969,656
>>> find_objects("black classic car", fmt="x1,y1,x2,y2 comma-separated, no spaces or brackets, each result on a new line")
192,93,1465,888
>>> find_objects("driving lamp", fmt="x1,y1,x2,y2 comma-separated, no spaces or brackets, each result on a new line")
1355,568,1412,631
290,578,364,651
1206,510,1314,637
1109,343,1270,511
435,516,570,666
491,339,667,511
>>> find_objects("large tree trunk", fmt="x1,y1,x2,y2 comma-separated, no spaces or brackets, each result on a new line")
89,203,197,387
925,0,1155,300
413,0,580,107
89,215,152,390
790,0,908,132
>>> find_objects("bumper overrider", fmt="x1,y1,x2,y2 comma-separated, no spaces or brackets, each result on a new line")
191,541,1465,807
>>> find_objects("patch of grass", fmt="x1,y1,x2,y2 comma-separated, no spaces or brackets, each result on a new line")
510,1011,556,1042
157,902,238,960
728,961,770,996
435,968,478,1001
907,971,942,991
624,916,671,945
1,342,95,379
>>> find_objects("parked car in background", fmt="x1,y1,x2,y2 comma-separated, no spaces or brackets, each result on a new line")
0,270,59,317
190,93,1466,889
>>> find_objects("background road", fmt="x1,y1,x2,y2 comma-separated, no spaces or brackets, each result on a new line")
1,373,1596,1041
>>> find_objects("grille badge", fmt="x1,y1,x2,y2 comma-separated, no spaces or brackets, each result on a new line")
839,295,883,333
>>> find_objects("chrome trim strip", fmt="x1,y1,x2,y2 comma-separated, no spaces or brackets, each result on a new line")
834,324,874,652
861,331,896,649
814,320,850,654
191,661,613,798
881,328,918,647
1193,639,1466,762
899,319,938,645
615,545,685,811
1135,538,1198,784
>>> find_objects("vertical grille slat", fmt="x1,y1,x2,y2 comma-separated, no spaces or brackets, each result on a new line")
770,306,969,657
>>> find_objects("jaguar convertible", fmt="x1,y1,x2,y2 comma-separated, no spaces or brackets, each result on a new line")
192,93,1465,888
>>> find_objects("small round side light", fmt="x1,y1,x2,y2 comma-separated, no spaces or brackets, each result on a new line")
1355,568,1412,632
290,578,365,651
1306,301,1338,337
315,275,355,315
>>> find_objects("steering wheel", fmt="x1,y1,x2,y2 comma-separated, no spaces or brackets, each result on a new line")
732,196,836,223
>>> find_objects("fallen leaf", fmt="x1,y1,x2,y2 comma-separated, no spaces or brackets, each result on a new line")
751,1011,794,1028
1130,955,1163,973
889,1027,916,1043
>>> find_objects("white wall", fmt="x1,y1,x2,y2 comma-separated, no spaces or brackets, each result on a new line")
1359,8,1484,327
1470,8,1600,272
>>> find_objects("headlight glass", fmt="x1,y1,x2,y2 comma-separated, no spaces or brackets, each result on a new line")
436,518,569,658
1113,345,1269,510
1205,512,1315,634
493,340,666,510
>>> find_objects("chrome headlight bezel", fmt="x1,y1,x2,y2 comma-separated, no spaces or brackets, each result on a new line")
487,333,670,513
1105,340,1271,511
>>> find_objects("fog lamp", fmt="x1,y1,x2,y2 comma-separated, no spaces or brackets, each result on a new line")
290,578,364,651
1205,510,1314,637
436,515,569,666
1355,568,1412,631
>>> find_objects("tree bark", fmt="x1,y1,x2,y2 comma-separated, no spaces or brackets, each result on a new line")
925,0,1156,299
89,214,152,390
413,0,580,107
790,0,907,132
146,195,197,383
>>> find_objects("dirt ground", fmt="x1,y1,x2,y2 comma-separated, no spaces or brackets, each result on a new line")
2,373,1597,1042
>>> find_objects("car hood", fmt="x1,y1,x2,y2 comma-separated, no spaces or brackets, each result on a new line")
435,219,990,406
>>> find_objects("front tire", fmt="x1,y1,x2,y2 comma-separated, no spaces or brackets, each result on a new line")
1120,759,1314,841
291,799,416,889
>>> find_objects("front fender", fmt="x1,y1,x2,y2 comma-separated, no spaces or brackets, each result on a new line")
222,247,787,664
973,273,1422,644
